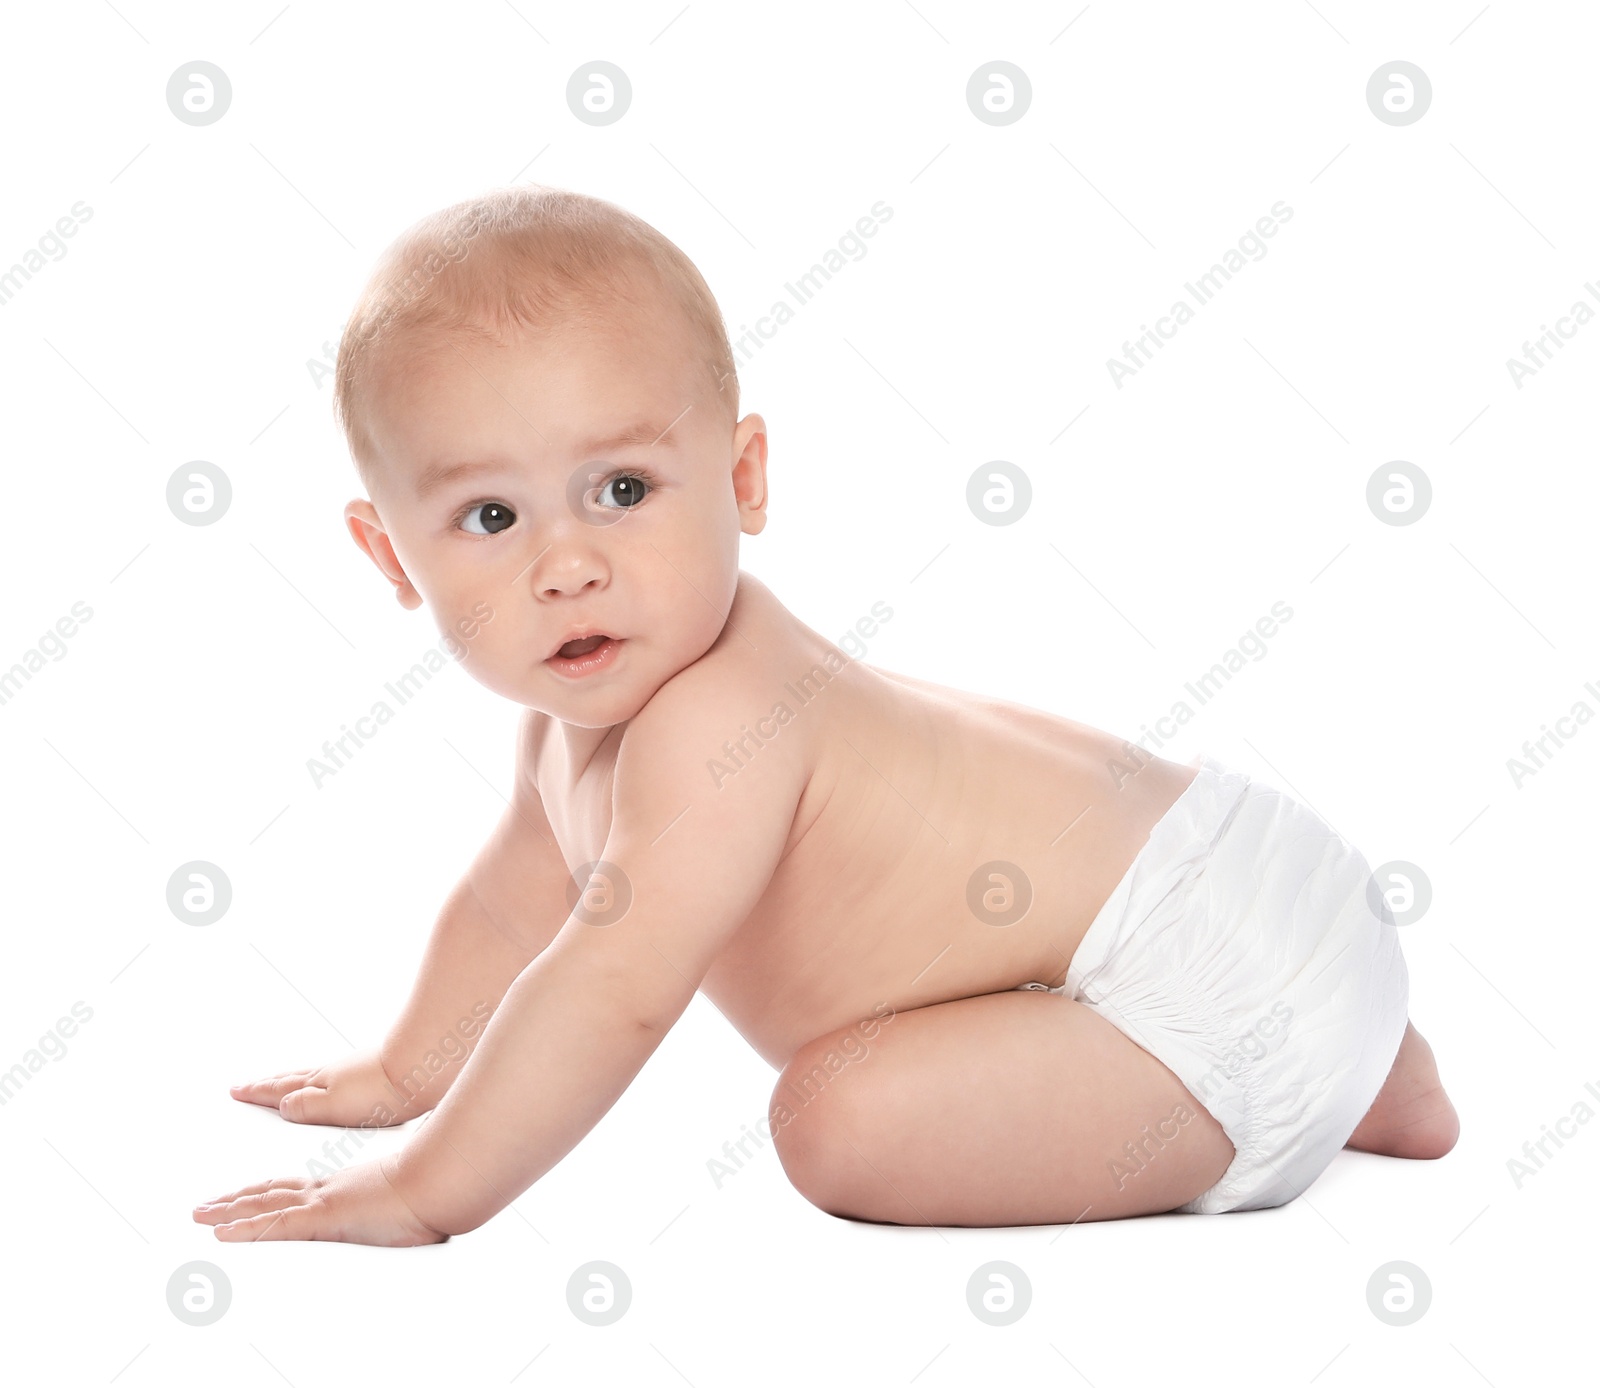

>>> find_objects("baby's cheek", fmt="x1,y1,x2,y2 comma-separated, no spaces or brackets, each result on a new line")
446,614,503,670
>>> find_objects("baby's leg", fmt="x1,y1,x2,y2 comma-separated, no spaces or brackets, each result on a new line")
1344,1020,1459,1158
769,991,1235,1226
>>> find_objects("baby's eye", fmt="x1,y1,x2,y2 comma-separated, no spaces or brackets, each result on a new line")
460,502,516,536
596,473,651,509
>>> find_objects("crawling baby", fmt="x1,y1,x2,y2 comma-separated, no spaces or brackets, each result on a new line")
194,185,1458,1244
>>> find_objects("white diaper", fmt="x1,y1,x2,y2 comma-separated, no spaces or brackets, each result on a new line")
1016,753,1409,1214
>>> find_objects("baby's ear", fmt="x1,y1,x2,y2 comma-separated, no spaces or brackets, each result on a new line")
344,499,423,610
732,413,768,536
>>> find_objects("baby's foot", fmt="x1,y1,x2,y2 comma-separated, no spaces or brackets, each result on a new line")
1345,1022,1459,1159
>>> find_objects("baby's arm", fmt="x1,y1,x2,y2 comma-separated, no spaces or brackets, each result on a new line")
230,720,572,1126
385,677,808,1235
197,662,810,1242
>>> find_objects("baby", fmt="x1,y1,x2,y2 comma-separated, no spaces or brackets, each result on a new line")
194,186,1458,1244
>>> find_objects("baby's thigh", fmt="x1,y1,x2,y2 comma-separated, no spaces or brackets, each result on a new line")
769,991,1234,1226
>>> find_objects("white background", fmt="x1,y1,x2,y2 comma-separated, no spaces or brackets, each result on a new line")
1,1,1595,1384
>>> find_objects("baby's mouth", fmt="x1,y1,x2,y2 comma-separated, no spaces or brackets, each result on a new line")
556,634,611,659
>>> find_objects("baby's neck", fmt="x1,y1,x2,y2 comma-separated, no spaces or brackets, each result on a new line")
550,718,625,789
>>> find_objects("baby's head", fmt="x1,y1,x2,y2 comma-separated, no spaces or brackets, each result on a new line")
335,185,767,728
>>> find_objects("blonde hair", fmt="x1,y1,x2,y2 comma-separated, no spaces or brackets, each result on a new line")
333,184,739,476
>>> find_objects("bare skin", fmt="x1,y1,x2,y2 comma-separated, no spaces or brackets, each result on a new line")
197,263,1456,1243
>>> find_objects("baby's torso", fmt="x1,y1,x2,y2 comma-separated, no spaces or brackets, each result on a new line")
527,576,1201,1069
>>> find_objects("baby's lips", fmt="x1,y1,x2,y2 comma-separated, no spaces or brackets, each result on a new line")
548,629,616,660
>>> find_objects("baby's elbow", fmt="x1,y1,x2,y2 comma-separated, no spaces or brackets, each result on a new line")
633,983,696,1035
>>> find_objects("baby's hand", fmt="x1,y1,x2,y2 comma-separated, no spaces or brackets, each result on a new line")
229,1049,419,1127
192,1154,447,1245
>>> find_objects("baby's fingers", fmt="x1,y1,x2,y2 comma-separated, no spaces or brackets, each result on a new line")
194,1174,314,1208
193,1183,309,1226
277,1085,336,1124
213,1201,319,1242
229,1070,319,1106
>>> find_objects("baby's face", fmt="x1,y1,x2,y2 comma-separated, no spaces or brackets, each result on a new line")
349,300,765,727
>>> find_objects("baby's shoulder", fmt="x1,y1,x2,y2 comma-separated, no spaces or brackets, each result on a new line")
620,576,818,784
631,632,789,750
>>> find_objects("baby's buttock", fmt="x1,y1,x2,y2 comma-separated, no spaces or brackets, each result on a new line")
1013,756,1411,1213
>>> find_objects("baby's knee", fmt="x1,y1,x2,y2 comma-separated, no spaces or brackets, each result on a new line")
768,1043,867,1213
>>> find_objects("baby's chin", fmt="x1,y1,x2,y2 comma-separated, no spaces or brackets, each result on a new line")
522,666,654,728
534,693,638,729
